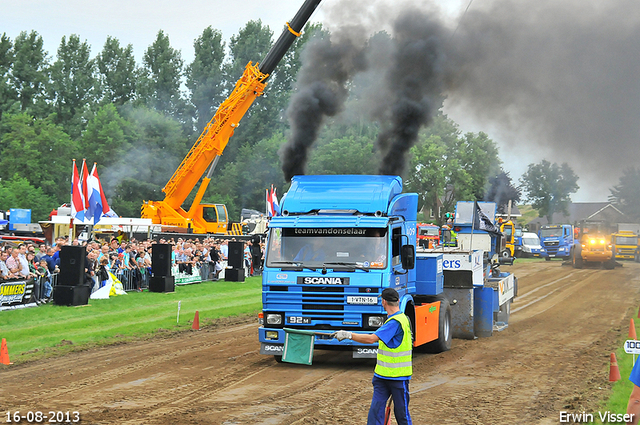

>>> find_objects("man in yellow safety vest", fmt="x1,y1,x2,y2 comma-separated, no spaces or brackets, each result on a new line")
332,288,413,425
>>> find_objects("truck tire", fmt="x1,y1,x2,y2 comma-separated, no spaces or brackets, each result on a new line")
572,246,583,269
500,250,510,258
545,256,551,261
604,257,616,270
274,355,283,363
420,298,452,353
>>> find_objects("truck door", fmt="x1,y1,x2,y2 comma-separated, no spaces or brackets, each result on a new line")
391,226,408,289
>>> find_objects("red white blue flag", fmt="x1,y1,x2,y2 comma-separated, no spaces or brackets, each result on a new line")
267,185,280,217
70,160,86,221
87,163,118,224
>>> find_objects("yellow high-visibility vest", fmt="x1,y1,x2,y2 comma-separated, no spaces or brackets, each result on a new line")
374,313,412,378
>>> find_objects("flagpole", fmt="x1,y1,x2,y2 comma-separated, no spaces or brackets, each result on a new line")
70,160,75,242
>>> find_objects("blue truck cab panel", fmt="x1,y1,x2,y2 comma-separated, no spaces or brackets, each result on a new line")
539,224,575,259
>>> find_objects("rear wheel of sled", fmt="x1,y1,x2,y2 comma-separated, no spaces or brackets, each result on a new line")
419,296,452,354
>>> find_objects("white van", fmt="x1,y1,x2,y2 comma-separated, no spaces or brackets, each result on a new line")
520,232,545,258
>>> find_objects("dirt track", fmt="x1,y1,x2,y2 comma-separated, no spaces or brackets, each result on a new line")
1,260,639,424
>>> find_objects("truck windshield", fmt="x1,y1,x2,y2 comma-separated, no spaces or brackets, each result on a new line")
540,228,562,238
265,227,388,269
614,236,638,245
522,237,539,246
419,227,439,237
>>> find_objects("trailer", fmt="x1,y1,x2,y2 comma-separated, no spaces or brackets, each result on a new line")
258,175,517,361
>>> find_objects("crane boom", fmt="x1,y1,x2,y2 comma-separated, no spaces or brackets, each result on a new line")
142,0,322,234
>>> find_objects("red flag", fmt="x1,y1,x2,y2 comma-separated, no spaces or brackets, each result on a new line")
70,160,85,220
80,159,91,220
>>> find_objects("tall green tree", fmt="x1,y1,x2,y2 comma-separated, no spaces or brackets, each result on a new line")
0,33,18,120
454,131,502,200
48,34,96,139
520,160,579,223
80,103,132,163
0,174,55,221
11,31,49,115
0,113,79,204
405,134,448,221
96,36,138,106
307,136,377,175
106,106,188,217
405,113,496,223
186,27,226,133
140,31,186,121
609,167,640,222
219,20,275,165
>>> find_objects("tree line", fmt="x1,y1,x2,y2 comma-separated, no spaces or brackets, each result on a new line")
0,23,637,224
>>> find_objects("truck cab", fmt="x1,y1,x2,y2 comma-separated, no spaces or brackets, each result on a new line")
539,224,574,260
611,230,640,261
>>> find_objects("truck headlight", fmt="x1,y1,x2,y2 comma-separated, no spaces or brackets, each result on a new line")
266,313,283,325
368,316,385,328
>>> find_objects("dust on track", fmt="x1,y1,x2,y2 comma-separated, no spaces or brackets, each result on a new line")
1,261,639,424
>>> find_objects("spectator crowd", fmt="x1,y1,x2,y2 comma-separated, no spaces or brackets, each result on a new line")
0,234,265,306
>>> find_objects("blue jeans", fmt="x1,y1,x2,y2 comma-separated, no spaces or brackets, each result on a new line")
367,375,412,425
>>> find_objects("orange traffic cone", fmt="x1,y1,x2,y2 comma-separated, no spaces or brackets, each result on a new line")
631,319,638,340
0,338,11,365
192,311,200,331
609,353,621,382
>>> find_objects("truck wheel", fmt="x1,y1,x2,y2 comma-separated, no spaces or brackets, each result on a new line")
572,247,583,269
545,257,551,261
420,298,452,353
604,257,616,270
500,250,510,258
274,355,284,363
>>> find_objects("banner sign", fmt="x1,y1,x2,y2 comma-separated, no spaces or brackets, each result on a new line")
0,279,34,305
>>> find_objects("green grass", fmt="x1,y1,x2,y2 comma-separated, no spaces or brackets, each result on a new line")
590,317,638,424
0,277,262,364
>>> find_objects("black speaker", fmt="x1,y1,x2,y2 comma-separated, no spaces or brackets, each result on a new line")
152,244,172,277
53,285,90,306
59,246,85,286
228,241,244,269
149,275,175,293
225,268,245,282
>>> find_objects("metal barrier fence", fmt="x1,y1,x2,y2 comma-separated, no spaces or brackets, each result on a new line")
46,262,222,294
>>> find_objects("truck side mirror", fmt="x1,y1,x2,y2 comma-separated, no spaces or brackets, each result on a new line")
401,244,415,270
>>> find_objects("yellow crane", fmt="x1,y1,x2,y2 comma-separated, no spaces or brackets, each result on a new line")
142,0,322,234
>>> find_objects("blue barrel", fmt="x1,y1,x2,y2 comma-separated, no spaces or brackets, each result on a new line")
474,287,494,337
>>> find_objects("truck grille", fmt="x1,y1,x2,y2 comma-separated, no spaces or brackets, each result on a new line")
545,241,559,247
265,286,379,323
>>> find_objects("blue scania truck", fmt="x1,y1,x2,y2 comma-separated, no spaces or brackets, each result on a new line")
258,175,517,360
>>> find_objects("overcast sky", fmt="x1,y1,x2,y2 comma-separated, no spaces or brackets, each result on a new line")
4,0,630,203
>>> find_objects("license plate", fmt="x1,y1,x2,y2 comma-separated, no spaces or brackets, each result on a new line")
287,316,311,324
347,296,378,305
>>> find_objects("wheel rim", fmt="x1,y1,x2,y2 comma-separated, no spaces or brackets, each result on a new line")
444,312,451,341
